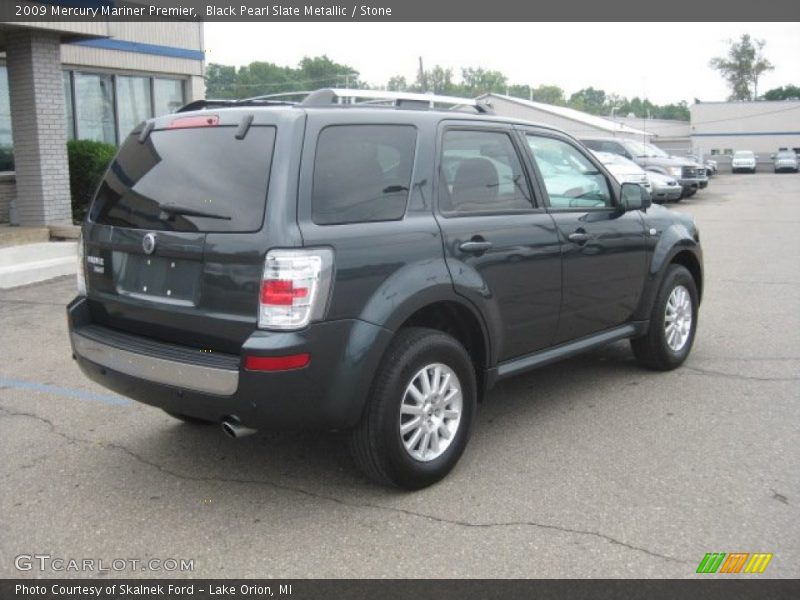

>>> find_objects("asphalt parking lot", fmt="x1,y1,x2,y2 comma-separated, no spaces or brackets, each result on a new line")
1,172,798,579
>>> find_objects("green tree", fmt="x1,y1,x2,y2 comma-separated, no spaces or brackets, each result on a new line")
709,34,774,101
568,87,607,114
205,56,362,99
762,85,800,101
460,67,507,96
529,85,566,105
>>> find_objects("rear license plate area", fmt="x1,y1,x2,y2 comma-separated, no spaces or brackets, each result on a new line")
114,252,200,305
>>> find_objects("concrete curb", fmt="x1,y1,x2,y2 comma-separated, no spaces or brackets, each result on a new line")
0,241,77,289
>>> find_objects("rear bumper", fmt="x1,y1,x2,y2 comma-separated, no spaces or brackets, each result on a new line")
68,296,393,430
650,186,683,202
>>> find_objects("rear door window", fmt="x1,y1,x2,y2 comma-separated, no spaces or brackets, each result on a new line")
312,125,416,225
439,129,533,215
91,126,275,232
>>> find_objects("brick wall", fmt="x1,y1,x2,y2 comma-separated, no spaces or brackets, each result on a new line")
0,174,15,223
6,30,72,226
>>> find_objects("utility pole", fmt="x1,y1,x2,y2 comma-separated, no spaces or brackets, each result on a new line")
418,56,425,92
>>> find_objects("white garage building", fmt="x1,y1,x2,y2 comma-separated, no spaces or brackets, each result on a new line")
690,100,800,165
479,93,652,141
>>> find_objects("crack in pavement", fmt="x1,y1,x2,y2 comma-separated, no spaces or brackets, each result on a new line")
0,405,686,565
683,366,800,382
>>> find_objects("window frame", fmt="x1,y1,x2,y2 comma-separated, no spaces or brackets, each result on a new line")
518,128,621,213
434,122,540,219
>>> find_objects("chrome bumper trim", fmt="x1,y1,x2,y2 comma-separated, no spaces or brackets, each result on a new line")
71,332,239,396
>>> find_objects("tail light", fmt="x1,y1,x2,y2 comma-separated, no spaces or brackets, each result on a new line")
76,231,87,295
168,115,219,129
258,248,334,330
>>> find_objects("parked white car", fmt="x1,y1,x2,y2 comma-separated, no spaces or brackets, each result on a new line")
646,171,683,203
590,150,652,197
731,150,757,173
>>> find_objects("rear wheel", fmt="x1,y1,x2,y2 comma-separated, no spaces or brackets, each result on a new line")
631,265,698,371
350,327,477,489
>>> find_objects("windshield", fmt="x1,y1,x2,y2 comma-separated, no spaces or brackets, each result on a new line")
734,151,754,158
621,139,649,157
644,143,669,158
91,126,276,232
776,151,796,159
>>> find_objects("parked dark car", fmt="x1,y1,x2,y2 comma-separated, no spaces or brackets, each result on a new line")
68,89,703,489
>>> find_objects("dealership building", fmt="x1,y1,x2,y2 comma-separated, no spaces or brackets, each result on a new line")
0,21,205,226
689,100,800,163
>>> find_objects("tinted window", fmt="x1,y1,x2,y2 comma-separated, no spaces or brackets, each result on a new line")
117,76,153,140
312,125,416,225
439,130,532,214
74,72,116,144
91,126,275,233
154,79,185,116
527,135,613,208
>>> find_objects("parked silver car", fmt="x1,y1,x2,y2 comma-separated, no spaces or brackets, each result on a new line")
646,171,683,203
731,150,757,173
589,150,652,197
772,150,798,173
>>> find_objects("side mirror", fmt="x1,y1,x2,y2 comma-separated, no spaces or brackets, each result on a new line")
620,182,651,212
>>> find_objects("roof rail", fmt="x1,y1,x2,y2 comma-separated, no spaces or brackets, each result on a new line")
177,89,494,114
301,89,494,114
176,97,298,113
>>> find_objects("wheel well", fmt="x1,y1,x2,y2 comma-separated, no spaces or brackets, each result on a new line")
671,251,703,302
400,301,488,392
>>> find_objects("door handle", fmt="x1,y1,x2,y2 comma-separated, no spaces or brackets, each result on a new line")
459,240,493,254
568,232,590,244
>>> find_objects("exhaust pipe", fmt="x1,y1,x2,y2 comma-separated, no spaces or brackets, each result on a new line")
221,417,258,439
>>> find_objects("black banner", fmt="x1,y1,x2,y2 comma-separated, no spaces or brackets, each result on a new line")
1,0,799,21
2,580,800,600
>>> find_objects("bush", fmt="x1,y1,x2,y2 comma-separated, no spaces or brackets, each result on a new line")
67,139,116,223
0,145,14,172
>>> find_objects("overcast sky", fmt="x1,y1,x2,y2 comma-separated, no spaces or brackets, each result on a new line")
204,22,799,105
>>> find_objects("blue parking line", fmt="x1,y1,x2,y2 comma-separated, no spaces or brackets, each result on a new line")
0,377,130,406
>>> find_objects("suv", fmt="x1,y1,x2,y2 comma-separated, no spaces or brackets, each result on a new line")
68,89,703,489
581,137,707,198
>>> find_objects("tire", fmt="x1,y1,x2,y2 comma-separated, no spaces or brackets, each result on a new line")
164,410,215,425
349,327,477,490
631,265,698,371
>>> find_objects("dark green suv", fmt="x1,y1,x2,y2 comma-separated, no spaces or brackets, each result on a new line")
68,89,703,489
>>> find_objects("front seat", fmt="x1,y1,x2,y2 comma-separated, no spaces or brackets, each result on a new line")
451,158,498,212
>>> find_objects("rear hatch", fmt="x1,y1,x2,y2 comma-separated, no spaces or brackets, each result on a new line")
82,113,278,354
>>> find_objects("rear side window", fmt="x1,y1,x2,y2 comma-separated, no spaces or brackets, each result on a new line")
312,125,416,225
91,126,275,232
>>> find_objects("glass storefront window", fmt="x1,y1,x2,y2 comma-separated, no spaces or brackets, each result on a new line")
153,78,185,116
116,75,152,139
0,65,13,171
74,72,116,145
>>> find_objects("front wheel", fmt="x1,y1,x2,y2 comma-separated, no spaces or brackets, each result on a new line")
349,327,477,489
631,265,699,371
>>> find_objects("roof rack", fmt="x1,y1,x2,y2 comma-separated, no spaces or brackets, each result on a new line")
299,89,493,114
176,97,298,113
178,89,494,114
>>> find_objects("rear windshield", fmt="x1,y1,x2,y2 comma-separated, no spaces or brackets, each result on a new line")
90,126,275,232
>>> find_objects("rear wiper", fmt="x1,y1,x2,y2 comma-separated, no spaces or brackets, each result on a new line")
158,203,232,220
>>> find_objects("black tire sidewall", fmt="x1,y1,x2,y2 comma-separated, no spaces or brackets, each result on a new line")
374,331,477,488
651,266,699,367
